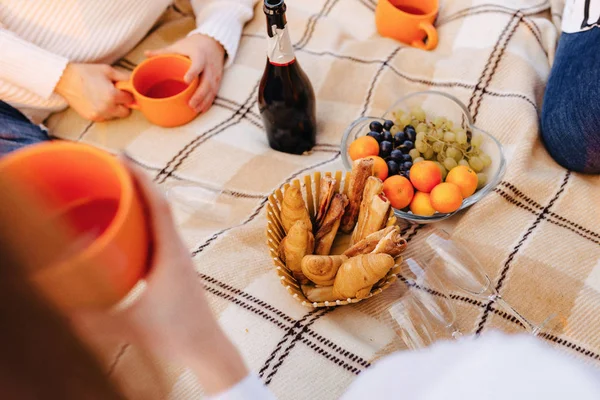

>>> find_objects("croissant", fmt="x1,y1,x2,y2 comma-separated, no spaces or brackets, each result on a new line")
340,158,374,233
302,285,342,303
351,176,384,244
278,220,314,284
372,227,407,258
301,255,348,286
344,226,396,257
352,194,390,244
281,186,312,234
314,193,348,255
333,254,395,299
314,176,336,229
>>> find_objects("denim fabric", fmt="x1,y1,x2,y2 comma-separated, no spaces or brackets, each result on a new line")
0,101,49,156
541,28,600,174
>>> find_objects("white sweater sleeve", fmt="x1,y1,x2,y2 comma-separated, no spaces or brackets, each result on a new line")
207,374,276,400
188,0,257,67
0,28,69,100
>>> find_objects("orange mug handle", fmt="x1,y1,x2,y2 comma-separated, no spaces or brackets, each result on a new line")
411,21,438,51
115,80,140,110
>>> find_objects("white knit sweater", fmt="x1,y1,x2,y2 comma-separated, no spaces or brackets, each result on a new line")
0,0,256,123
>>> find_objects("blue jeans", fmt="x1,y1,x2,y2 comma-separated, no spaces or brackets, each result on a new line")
0,101,50,156
541,28,600,174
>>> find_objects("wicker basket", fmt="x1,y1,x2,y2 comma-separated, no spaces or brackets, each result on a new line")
266,171,402,308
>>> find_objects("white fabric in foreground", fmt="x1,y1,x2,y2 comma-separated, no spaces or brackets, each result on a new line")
214,332,600,399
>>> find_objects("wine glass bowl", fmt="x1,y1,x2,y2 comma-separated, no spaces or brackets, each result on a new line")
340,91,507,224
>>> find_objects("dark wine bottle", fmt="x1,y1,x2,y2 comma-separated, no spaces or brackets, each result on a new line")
258,0,317,155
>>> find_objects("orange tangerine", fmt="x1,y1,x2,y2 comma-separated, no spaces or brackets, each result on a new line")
409,161,442,193
383,175,414,209
446,166,478,198
410,191,435,216
365,156,389,181
430,182,463,214
348,136,380,161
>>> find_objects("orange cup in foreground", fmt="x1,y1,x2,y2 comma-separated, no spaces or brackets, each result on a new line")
375,0,439,50
116,54,200,127
0,142,149,310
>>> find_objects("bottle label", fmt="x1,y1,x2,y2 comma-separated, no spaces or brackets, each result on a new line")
267,25,296,66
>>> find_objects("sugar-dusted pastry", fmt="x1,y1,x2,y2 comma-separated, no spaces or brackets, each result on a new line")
351,194,390,244
301,254,348,286
340,158,374,233
351,176,384,244
314,193,348,255
314,176,336,229
281,186,312,234
278,220,314,284
372,227,407,258
344,226,396,257
333,253,394,299
302,285,341,303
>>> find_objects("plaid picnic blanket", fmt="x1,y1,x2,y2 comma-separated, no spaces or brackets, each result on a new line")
47,0,600,398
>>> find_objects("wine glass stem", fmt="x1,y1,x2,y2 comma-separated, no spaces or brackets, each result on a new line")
492,294,539,335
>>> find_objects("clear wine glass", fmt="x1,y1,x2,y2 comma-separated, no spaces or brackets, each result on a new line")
401,258,463,339
425,230,556,336
388,295,437,350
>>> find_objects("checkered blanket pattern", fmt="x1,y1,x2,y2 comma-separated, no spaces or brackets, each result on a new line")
47,0,600,398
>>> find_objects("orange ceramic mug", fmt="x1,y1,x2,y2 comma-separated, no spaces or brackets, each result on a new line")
0,142,149,310
116,54,200,127
375,0,439,50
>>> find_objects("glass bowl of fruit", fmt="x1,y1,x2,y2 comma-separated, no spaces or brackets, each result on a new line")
341,90,506,224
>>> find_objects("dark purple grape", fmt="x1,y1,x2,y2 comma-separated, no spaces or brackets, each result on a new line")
367,131,383,143
403,161,413,170
390,149,403,162
401,154,412,162
382,130,393,142
403,140,414,150
383,120,394,131
401,170,410,180
386,160,399,176
404,125,417,142
394,131,407,144
369,121,383,133
379,141,393,158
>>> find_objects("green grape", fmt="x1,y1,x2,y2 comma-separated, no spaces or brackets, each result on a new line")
458,159,470,167
416,123,428,133
433,116,446,127
432,141,444,153
471,133,483,148
443,157,458,170
444,131,456,143
476,173,487,189
409,149,421,160
400,114,412,127
433,129,444,140
390,125,401,135
411,107,426,121
469,156,484,172
445,120,454,130
437,152,446,163
413,157,425,164
446,147,462,162
416,131,426,142
434,162,448,180
411,119,421,127
456,129,468,144
480,153,492,167
423,147,434,160
393,109,404,120
415,140,428,153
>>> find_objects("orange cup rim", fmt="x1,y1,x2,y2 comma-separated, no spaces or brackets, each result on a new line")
0,142,135,270
380,0,439,18
128,54,199,102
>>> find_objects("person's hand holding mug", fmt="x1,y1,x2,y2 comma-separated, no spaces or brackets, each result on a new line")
55,63,134,122
72,160,248,396
145,34,226,114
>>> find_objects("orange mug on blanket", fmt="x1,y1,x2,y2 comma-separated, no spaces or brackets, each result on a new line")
0,142,149,310
375,0,439,50
116,54,200,127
